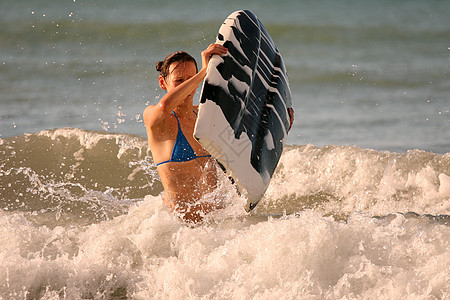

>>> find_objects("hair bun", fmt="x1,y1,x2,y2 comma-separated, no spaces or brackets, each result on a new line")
156,61,164,72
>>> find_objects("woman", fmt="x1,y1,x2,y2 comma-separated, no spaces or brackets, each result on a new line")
144,44,295,223
143,44,228,223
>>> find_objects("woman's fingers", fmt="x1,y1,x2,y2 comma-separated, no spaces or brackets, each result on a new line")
205,43,227,56
201,44,227,68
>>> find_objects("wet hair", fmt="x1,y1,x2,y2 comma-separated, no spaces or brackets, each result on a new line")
156,51,198,78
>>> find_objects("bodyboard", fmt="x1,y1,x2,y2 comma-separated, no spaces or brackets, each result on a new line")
194,10,292,211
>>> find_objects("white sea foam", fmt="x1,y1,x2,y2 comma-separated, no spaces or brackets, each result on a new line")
1,199,448,299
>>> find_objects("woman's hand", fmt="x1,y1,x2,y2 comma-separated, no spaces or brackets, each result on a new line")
201,43,228,70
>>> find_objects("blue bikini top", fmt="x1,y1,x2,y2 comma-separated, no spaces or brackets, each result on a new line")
156,111,212,166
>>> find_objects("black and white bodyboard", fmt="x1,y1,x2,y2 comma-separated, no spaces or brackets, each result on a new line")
194,10,292,211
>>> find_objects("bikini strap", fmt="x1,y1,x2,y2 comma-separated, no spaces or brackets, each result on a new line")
171,111,181,126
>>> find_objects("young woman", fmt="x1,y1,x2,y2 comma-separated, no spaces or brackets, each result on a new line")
143,44,228,223
144,43,294,223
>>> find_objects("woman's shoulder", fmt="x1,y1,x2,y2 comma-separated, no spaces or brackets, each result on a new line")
143,105,157,122
143,105,175,128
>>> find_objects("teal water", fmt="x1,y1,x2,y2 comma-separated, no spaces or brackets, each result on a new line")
1,0,449,153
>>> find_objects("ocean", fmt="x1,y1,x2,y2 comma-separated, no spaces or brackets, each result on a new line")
1,0,449,298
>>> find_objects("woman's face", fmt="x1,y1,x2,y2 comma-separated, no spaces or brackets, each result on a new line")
160,61,197,92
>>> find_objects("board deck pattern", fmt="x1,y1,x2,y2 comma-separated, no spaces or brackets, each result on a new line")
196,10,292,211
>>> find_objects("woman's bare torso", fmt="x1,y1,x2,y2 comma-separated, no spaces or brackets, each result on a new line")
147,108,221,221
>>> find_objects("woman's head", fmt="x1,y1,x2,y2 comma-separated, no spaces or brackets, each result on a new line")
156,51,198,79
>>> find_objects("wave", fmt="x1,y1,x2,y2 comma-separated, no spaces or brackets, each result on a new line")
0,128,160,225
1,128,449,226
6,12,449,54
0,17,219,48
260,144,450,218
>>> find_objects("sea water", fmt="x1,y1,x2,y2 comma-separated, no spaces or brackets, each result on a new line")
1,0,449,298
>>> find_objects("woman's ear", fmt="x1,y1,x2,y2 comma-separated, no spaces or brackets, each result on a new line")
159,75,167,90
